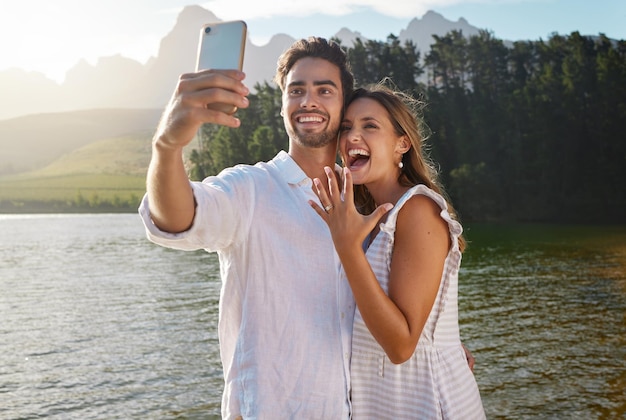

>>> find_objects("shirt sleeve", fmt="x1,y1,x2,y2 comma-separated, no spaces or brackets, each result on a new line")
138,168,254,252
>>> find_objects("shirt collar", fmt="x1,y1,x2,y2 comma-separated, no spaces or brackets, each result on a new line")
272,150,310,185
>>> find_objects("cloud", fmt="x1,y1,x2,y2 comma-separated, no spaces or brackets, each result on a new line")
201,0,470,20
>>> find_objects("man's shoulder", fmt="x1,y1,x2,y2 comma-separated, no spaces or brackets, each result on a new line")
204,151,305,188
209,153,286,183
235,151,302,180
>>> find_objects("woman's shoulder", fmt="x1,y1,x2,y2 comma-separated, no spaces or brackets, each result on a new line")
388,185,446,221
396,192,449,232
396,185,463,240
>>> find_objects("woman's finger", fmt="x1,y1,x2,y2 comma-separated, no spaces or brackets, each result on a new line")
323,166,340,201
313,178,332,206
308,200,329,220
341,167,354,205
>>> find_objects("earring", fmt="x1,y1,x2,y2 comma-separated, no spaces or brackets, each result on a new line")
398,161,404,169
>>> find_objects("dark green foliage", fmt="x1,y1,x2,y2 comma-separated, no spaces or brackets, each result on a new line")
0,193,142,213
191,82,287,179
347,35,422,94
424,30,626,223
189,32,626,223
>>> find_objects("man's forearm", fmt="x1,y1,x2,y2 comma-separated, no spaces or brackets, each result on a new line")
146,141,196,233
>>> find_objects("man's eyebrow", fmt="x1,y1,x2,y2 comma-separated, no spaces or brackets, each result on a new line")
287,80,338,88
314,80,338,88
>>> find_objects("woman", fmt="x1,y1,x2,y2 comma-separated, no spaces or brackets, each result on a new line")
310,83,485,419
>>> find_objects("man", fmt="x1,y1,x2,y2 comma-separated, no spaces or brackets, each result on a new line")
139,37,355,419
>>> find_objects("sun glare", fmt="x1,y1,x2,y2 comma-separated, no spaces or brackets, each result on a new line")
0,2,78,82
0,0,160,83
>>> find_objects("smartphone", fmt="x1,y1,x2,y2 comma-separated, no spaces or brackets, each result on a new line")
196,20,247,114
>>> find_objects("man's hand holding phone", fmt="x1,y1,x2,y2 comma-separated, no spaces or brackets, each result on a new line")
196,20,247,115
153,20,249,150
156,69,249,149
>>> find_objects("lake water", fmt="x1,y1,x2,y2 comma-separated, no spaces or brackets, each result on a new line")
0,214,624,419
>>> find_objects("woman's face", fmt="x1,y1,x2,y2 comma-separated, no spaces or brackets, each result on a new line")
339,97,406,186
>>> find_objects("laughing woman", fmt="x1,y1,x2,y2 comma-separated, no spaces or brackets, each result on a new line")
310,84,485,419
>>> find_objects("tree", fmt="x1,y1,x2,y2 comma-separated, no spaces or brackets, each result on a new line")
423,31,471,182
347,35,423,93
193,82,286,177
187,30,626,223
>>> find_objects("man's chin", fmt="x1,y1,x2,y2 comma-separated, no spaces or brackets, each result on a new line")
294,132,335,148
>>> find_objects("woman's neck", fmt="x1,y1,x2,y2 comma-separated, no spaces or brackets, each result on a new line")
368,182,410,209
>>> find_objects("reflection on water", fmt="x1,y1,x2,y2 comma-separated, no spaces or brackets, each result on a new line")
0,215,624,419
460,224,626,419
0,214,224,419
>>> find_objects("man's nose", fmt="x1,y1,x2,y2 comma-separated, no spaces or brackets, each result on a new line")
300,91,319,108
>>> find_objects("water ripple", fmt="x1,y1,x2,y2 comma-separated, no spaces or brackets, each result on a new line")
1,216,625,418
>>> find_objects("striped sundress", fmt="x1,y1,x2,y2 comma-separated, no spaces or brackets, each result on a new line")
349,185,486,419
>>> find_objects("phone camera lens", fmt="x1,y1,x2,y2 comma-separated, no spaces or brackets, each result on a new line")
205,26,212,34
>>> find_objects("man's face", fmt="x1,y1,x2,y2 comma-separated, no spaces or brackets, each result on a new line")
281,57,344,149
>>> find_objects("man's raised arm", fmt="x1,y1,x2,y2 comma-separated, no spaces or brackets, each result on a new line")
145,69,249,233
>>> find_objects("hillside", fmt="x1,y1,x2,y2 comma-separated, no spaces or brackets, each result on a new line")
26,133,154,177
0,108,162,175
21,130,200,178
0,132,154,212
0,132,149,207
0,129,206,212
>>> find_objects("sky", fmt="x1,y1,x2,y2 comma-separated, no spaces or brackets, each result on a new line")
1,0,624,84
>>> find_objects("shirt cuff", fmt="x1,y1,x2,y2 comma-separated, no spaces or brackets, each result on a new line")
138,190,199,247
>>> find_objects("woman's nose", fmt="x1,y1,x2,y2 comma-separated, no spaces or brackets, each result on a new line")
346,128,361,142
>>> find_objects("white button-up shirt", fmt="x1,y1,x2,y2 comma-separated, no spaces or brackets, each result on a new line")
139,151,354,419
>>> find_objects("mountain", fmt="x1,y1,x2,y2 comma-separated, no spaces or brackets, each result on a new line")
0,7,488,178
398,11,481,49
0,69,64,118
0,7,483,121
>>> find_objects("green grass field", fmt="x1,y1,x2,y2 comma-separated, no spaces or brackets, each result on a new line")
0,173,146,202
0,133,151,212
0,129,203,212
0,173,146,212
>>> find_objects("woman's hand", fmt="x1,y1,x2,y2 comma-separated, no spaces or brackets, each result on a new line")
309,166,392,255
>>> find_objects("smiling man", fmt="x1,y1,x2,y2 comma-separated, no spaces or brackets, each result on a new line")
139,37,355,419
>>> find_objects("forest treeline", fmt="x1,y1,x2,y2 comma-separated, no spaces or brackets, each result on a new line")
189,30,626,223
0,192,141,213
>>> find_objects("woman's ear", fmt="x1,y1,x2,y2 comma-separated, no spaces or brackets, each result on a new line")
396,135,411,154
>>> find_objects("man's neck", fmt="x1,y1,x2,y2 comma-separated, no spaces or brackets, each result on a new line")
288,143,338,182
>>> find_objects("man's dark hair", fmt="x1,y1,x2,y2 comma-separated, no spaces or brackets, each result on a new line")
274,37,354,104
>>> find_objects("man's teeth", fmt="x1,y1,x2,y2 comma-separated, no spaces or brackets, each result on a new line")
298,116,322,122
